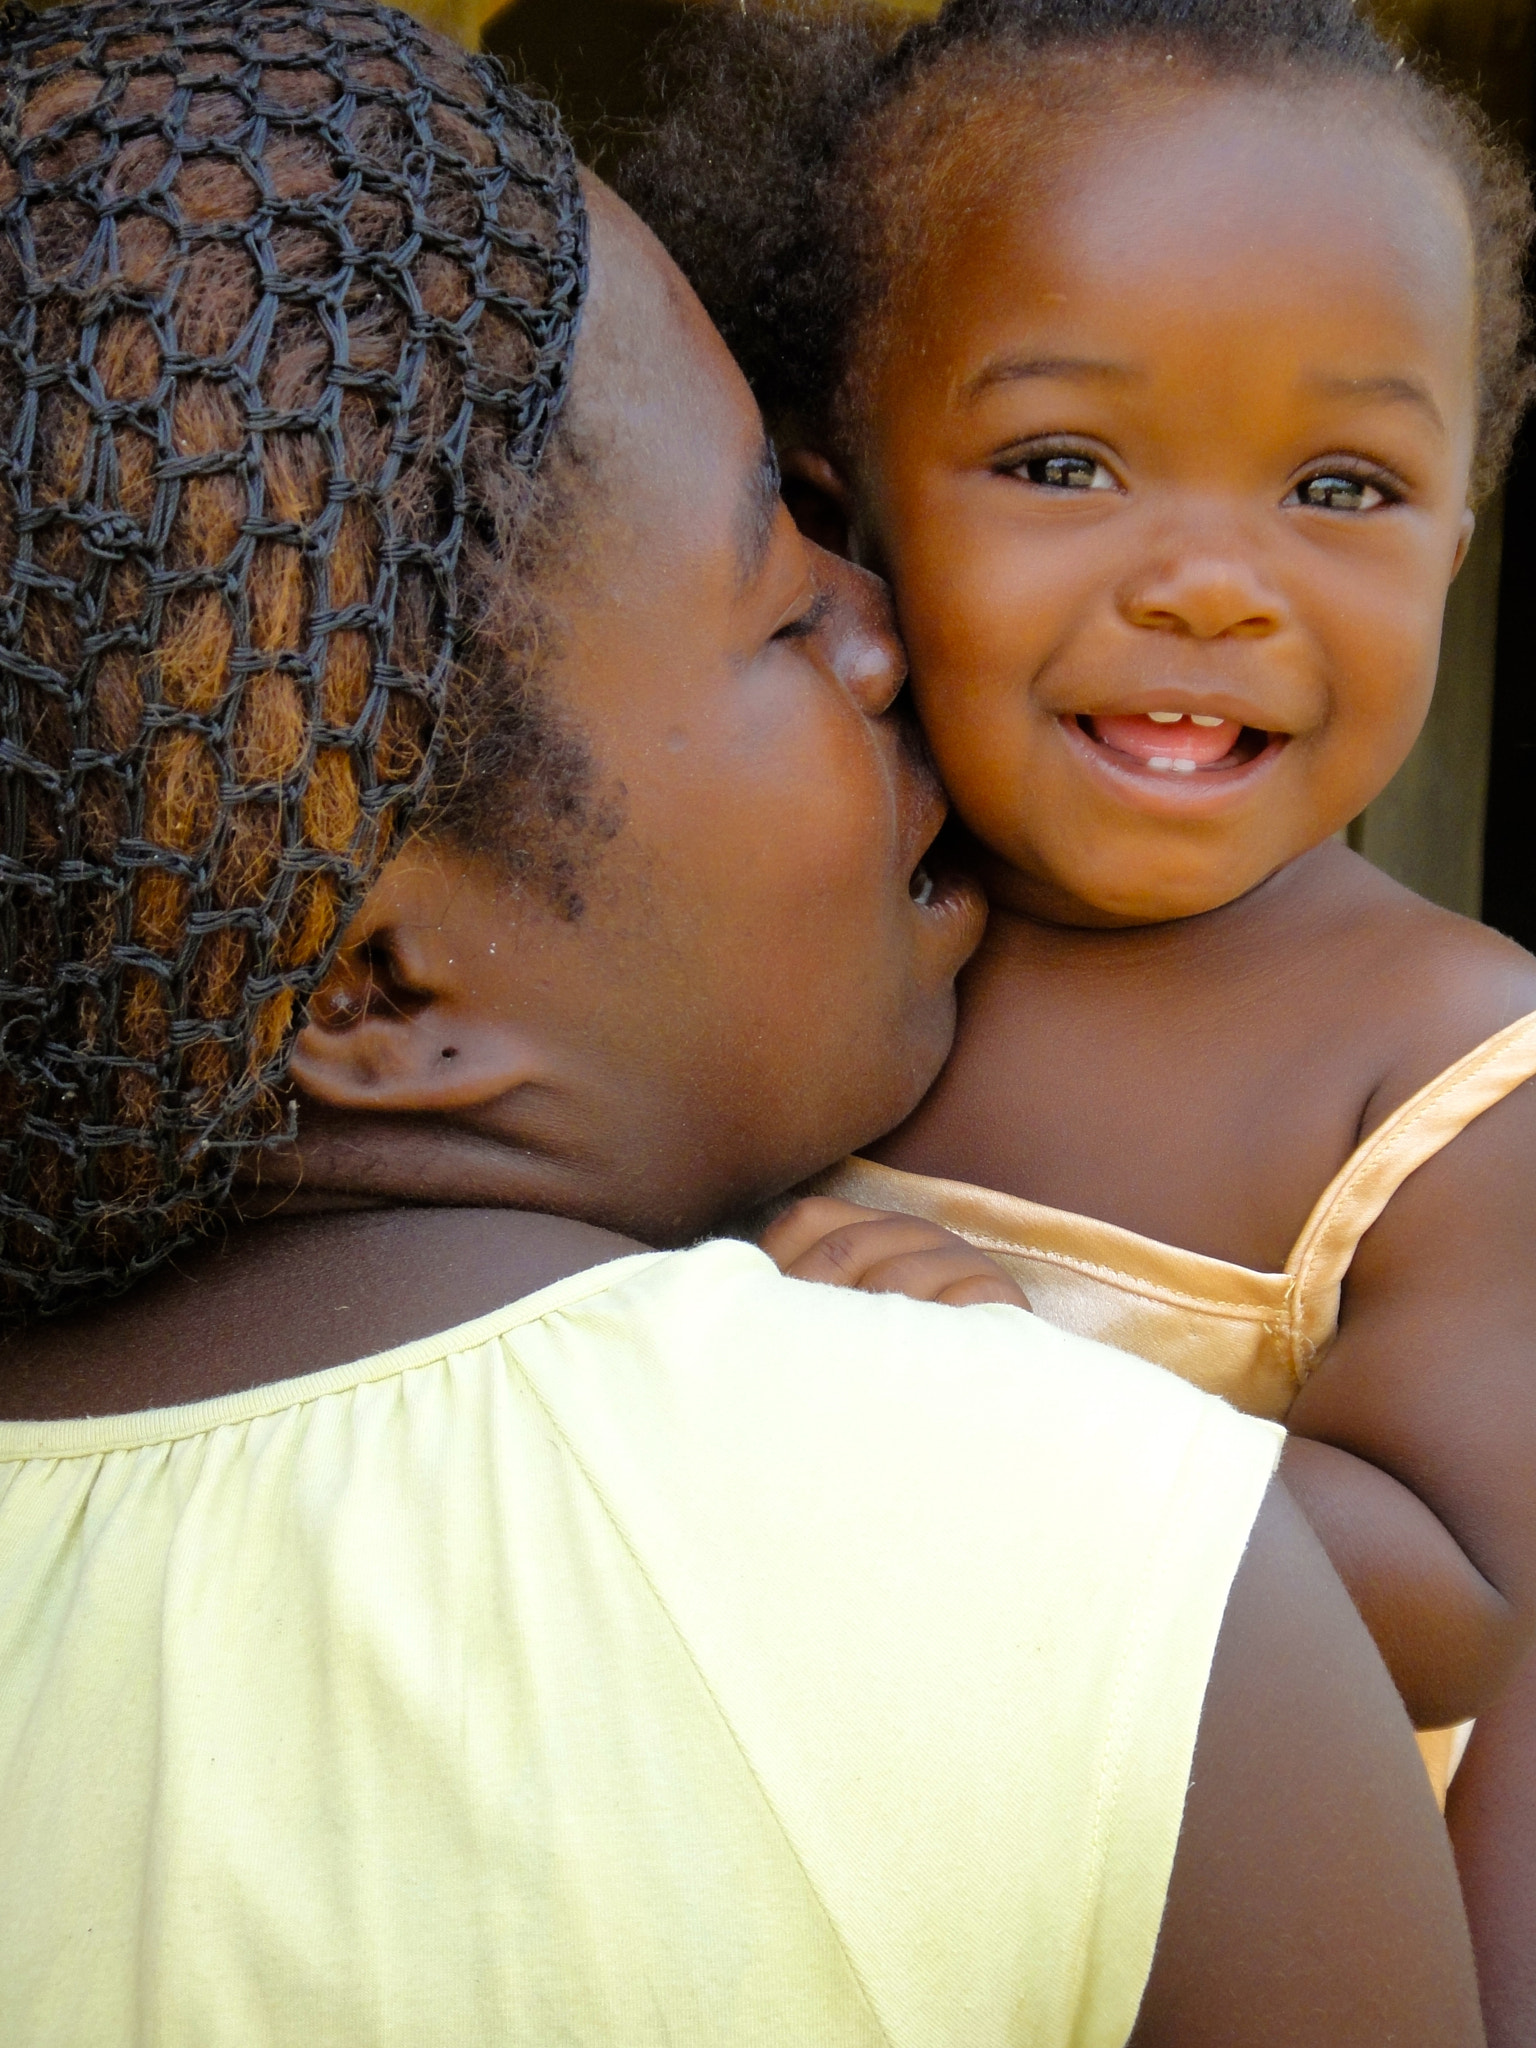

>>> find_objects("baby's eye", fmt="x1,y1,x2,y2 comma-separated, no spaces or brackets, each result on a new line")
1287,472,1390,513
1018,453,1117,492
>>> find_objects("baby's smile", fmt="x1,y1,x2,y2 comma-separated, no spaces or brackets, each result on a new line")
1078,711,1273,775
1050,702,1293,822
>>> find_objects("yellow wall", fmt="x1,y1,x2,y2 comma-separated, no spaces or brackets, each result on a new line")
404,0,505,43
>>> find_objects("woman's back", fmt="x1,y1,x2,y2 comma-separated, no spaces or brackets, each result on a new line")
0,1240,1281,2047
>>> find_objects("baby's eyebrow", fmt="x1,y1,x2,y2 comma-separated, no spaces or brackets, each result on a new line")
1304,372,1446,433
962,355,1132,402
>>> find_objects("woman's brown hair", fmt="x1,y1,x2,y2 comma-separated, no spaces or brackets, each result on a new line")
0,0,587,1316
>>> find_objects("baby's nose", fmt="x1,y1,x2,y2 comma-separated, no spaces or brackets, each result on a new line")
1119,553,1287,641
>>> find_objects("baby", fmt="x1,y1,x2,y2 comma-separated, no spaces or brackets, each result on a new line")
629,0,1536,2000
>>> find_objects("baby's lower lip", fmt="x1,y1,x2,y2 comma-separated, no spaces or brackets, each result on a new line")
1076,712,1270,774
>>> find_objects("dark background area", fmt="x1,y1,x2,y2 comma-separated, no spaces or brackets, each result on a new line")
1391,0,1536,948
1486,383,1536,947
1490,403,1536,946
483,0,682,176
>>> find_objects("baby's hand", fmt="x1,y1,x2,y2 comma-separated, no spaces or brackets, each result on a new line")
761,1196,1029,1310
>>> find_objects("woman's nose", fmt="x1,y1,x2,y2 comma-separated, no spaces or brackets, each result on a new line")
817,550,908,714
1119,551,1287,641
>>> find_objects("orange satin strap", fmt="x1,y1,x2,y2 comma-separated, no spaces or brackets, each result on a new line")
1285,1010,1536,1382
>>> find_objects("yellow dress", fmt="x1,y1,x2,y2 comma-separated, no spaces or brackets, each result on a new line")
814,1008,1536,1803
0,1238,1281,2048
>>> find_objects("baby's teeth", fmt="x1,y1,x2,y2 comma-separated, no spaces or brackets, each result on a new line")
1148,756,1174,771
1146,710,1183,724
1189,713,1225,728
1172,757,1198,774
1148,755,1199,775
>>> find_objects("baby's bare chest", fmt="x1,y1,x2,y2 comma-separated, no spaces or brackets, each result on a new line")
873,922,1410,1271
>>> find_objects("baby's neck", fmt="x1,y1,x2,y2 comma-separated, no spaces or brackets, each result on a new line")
870,840,1465,1270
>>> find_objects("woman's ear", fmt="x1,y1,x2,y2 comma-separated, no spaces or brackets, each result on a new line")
289,846,543,1115
780,449,858,560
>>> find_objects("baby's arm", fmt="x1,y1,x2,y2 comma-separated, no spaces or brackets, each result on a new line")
1281,1064,1536,1729
1445,1646,1536,2047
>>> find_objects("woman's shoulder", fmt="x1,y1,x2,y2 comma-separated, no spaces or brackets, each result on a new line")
0,1208,652,1423
541,1234,1285,1499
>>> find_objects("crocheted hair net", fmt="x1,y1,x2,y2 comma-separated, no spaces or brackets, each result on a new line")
0,0,588,1316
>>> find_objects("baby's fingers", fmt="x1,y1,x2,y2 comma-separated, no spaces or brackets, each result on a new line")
857,1247,1030,1310
759,1196,901,1274
775,1213,953,1290
762,1199,1029,1309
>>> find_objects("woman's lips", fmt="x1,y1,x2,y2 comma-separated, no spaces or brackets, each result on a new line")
908,850,981,921
907,836,986,960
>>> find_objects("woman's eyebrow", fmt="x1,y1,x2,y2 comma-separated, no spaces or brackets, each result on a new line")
736,435,784,588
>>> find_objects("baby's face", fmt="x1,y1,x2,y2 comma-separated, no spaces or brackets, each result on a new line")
854,83,1478,926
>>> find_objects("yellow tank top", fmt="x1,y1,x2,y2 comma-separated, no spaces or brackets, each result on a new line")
814,1008,1536,1802
0,1238,1281,2048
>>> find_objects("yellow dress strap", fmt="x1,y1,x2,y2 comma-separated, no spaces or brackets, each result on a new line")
1285,1010,1536,1377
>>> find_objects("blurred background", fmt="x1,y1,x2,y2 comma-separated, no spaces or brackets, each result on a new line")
19,0,1535,943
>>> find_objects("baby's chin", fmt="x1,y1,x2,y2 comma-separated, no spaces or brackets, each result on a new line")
983,842,1304,930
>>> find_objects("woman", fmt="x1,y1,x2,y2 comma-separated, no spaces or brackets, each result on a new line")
0,2,1480,2042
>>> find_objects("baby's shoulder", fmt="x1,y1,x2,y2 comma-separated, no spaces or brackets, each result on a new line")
1292,847,1536,1118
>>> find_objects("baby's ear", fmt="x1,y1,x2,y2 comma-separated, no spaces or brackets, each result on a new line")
1451,506,1476,579
780,449,856,559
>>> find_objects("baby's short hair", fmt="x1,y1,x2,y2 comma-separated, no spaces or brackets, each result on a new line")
626,0,1534,498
